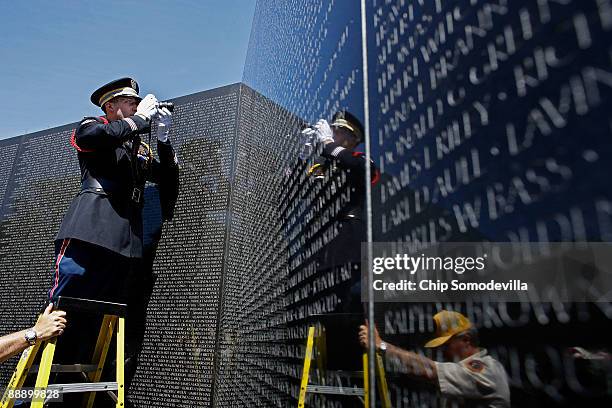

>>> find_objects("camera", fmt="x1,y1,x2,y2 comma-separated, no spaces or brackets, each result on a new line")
158,101,174,112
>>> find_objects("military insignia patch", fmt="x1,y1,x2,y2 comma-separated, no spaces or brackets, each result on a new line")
465,360,486,373
131,79,138,90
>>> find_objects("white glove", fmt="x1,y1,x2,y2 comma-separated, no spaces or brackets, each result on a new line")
299,127,316,160
136,94,158,120
300,126,316,141
314,119,334,144
156,107,172,142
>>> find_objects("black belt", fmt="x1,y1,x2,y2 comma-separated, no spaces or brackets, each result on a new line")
80,176,143,204
80,176,120,193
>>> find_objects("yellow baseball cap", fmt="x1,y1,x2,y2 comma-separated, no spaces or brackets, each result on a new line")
424,310,473,348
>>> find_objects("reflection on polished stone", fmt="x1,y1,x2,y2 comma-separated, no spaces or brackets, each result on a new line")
243,0,612,406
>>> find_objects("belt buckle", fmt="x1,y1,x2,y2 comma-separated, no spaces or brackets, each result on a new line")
132,187,142,203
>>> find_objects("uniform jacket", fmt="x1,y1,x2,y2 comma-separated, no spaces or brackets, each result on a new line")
306,142,380,271
318,141,380,220
56,115,179,258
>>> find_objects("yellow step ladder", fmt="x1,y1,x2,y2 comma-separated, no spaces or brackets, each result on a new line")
1,296,126,408
297,325,391,408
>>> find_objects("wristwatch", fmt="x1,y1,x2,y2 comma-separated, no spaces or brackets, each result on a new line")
24,329,37,346
379,341,388,354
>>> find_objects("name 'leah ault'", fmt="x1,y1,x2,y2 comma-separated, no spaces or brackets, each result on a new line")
373,279,529,292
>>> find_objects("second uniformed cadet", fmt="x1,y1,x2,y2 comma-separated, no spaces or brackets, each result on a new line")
48,77,179,304
359,310,511,408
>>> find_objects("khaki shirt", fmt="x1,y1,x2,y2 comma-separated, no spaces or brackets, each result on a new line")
435,349,510,408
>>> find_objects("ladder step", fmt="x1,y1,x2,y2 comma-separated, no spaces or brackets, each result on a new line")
55,296,127,317
46,381,118,394
306,385,365,396
319,370,364,379
29,364,98,374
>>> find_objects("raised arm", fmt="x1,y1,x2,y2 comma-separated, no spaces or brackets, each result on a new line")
358,324,438,381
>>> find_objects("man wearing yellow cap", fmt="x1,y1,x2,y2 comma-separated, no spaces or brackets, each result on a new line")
359,310,510,407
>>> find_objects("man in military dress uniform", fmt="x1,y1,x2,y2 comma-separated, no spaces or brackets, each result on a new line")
359,310,511,407
308,111,380,313
43,79,179,406
48,77,179,304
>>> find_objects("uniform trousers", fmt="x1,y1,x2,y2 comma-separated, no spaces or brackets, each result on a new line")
46,239,136,407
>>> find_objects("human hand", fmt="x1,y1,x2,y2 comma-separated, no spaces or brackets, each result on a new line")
136,94,159,121
156,107,173,142
314,119,334,145
33,303,67,342
358,322,382,350
301,126,316,138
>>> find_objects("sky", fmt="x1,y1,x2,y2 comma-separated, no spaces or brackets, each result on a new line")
0,0,256,139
